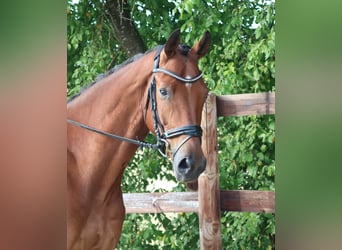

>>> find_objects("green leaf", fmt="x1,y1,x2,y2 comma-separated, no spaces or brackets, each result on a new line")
255,28,261,39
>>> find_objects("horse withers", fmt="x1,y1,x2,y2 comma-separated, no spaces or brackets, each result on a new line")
67,29,211,250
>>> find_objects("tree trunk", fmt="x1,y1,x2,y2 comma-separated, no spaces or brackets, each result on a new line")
105,0,146,56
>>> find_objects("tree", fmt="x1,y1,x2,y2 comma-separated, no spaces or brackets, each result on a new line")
104,0,146,56
67,0,275,249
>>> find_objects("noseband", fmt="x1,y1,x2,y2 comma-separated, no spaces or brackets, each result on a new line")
67,45,203,159
146,46,203,158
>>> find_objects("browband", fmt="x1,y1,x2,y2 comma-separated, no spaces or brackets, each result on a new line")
152,68,203,83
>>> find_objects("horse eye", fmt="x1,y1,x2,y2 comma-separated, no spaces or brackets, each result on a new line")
159,88,169,97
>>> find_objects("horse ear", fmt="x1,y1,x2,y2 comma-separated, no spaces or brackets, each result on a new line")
163,29,180,58
191,31,211,59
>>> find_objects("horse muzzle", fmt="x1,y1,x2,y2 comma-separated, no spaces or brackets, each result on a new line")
160,125,206,182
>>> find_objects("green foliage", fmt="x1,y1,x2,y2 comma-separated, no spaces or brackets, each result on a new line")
67,0,127,97
218,115,275,191
67,0,275,249
118,212,200,250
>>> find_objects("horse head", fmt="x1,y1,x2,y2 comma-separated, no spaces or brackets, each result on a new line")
145,29,211,183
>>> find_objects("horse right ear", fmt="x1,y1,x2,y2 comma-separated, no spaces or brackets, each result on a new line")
163,29,180,58
191,31,211,59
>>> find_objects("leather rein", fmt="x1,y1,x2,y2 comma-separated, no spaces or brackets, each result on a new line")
67,46,203,158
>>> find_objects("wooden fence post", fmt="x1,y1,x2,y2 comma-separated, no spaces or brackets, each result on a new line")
198,93,222,249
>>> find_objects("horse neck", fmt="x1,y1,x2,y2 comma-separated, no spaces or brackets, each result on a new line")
67,53,153,201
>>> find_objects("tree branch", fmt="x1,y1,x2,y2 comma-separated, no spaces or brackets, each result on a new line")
105,0,146,56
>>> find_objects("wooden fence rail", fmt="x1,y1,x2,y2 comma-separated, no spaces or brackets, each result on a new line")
123,92,275,249
123,190,275,214
216,92,275,116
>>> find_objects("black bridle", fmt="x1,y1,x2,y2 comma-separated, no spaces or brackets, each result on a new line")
146,45,203,158
67,45,203,159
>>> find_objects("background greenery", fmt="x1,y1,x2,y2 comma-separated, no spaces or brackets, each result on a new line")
67,0,275,249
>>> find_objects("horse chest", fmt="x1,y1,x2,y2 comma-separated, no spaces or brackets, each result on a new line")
72,197,125,250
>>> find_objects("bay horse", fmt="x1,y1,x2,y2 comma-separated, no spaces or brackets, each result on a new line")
67,29,211,250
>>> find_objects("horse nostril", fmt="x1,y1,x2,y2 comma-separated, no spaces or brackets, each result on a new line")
178,157,193,174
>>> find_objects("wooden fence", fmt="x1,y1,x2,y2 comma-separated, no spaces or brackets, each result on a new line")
123,92,275,249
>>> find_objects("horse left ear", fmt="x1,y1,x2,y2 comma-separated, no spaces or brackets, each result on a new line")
163,29,181,58
191,31,211,59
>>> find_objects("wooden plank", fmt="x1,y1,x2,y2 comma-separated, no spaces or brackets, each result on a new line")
216,92,275,117
123,192,198,214
220,190,275,213
123,190,275,214
198,93,222,249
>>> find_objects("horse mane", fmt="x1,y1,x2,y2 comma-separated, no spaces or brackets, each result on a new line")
68,44,190,102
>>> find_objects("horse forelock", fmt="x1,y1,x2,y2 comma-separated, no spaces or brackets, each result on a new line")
178,44,191,56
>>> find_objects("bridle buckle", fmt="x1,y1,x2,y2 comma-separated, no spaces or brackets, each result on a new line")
157,138,172,158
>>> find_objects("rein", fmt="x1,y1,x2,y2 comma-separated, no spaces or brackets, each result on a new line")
66,119,160,150
67,45,203,158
